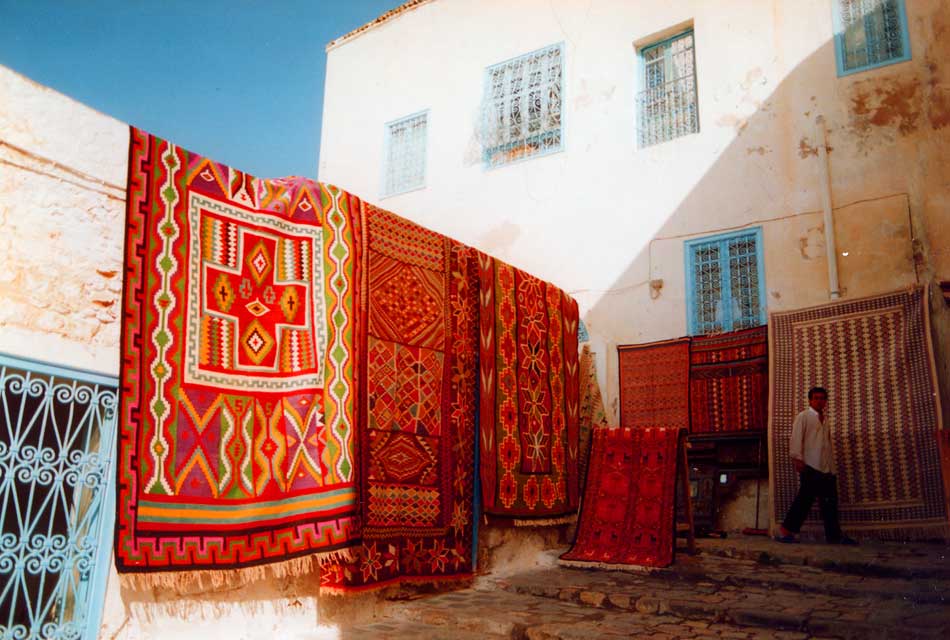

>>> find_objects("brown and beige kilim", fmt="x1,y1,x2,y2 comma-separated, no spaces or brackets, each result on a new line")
769,287,948,540
578,344,609,491
618,338,690,430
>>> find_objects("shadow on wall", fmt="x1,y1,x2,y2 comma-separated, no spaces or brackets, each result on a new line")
580,10,950,424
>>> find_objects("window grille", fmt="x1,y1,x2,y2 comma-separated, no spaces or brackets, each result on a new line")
383,111,428,197
0,354,117,640
685,228,766,335
834,0,911,75
637,30,699,148
482,43,563,168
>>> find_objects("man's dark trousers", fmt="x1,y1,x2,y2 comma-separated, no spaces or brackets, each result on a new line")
782,465,843,542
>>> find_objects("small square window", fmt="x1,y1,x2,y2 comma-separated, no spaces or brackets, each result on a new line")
382,111,428,197
637,30,699,148
685,228,766,336
482,43,563,168
834,0,911,76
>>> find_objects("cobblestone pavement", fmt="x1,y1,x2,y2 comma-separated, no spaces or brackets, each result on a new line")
339,537,950,639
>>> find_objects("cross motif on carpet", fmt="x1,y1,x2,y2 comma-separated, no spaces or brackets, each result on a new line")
202,217,310,372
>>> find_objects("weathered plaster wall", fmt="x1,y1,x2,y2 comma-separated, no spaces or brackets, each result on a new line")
320,0,950,425
716,480,770,534
0,67,127,375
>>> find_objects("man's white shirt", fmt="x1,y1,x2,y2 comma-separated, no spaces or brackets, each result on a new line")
789,406,834,473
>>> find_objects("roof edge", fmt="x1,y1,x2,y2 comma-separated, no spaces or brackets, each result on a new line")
326,0,437,52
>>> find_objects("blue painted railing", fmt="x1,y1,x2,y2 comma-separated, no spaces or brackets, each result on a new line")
0,353,118,640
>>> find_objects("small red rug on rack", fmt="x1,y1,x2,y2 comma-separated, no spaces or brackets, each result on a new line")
618,338,690,429
560,426,680,569
689,326,768,433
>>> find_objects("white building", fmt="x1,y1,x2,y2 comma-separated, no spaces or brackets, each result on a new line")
318,0,950,424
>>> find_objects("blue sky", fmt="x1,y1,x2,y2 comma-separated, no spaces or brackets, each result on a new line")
0,1,401,177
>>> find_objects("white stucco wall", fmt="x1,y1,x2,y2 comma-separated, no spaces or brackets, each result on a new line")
319,0,950,422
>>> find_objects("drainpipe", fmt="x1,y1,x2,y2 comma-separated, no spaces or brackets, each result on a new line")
816,115,840,300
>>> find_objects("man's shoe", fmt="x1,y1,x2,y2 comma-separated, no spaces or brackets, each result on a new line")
773,534,798,544
835,535,858,546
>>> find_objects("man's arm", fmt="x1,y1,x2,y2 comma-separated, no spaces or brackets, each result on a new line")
789,412,806,473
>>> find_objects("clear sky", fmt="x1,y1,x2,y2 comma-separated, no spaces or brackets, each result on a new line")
0,1,402,177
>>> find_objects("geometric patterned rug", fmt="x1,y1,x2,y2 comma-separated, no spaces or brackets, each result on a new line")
769,287,948,540
478,255,581,524
560,426,680,569
689,326,768,433
318,203,477,593
116,128,359,582
618,338,691,430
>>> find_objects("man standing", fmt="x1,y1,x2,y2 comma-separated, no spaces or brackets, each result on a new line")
776,387,857,545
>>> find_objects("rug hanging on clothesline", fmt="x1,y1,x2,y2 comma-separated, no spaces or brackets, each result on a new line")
769,287,948,540
478,255,581,524
560,425,680,569
116,128,360,584
578,344,609,491
318,203,478,593
618,338,690,430
689,326,768,433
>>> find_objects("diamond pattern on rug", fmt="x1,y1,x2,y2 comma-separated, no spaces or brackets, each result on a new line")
368,337,443,436
769,288,947,540
618,338,690,430
369,253,445,349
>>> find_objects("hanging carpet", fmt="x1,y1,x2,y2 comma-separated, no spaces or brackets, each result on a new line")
560,426,680,569
578,344,609,491
618,338,690,430
769,287,948,540
318,203,478,593
116,128,360,582
478,255,581,524
689,326,768,433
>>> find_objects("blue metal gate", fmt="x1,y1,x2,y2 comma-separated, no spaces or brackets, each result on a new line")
0,353,117,640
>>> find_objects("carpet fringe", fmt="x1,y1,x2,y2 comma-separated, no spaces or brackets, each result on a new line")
319,572,474,596
119,546,357,592
557,558,657,573
513,514,576,527
793,521,950,542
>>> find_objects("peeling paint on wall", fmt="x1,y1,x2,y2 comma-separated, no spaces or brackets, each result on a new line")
850,79,922,136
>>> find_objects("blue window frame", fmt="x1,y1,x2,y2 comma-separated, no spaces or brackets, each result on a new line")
482,43,564,168
637,29,699,148
685,228,766,335
382,110,428,198
833,0,911,76
0,353,118,640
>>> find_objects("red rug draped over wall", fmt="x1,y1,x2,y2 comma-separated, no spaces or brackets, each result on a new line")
319,203,478,593
478,255,581,522
689,326,768,433
618,338,691,430
117,129,360,581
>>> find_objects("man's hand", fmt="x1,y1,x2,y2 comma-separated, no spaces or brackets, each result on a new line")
792,458,805,473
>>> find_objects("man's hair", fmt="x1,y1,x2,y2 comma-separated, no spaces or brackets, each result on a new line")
808,386,828,399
